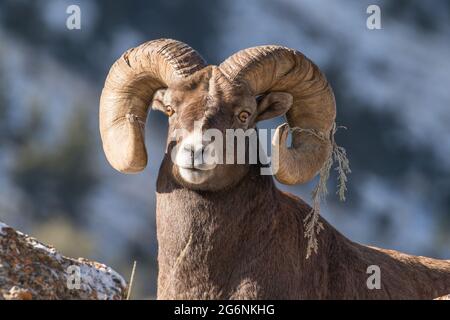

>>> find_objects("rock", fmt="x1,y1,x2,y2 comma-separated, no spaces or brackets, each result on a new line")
3,286,33,300
0,221,127,300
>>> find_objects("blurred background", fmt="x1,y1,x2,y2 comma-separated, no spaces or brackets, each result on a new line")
0,0,449,299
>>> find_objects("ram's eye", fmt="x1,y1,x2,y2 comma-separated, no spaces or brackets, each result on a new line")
166,106,175,117
238,111,250,123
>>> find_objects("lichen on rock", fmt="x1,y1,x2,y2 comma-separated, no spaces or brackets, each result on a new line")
0,220,127,300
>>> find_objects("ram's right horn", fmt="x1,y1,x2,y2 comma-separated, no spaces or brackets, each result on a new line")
99,39,206,173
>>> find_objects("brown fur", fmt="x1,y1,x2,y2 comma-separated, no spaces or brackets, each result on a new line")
156,162,450,299
148,66,450,300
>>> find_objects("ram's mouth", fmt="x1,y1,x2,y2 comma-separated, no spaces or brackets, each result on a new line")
178,163,217,171
183,167,201,172
178,165,215,184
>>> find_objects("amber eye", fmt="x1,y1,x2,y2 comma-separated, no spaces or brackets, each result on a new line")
166,106,175,117
238,111,250,123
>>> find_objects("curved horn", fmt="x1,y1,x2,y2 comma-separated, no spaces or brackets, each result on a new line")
99,39,206,173
219,46,336,184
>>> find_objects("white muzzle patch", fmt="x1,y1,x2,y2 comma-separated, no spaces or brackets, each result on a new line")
174,131,217,184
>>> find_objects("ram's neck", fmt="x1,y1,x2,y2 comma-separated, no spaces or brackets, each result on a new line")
155,159,279,298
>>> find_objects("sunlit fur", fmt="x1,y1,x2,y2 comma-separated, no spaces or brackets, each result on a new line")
153,66,450,299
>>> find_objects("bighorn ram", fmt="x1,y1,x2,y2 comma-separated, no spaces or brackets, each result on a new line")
100,39,450,299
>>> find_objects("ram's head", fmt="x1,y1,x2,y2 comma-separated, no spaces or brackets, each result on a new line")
100,39,336,191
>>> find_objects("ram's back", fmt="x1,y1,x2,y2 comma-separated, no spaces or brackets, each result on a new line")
278,190,450,299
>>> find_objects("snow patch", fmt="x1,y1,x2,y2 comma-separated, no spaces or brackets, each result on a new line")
78,263,127,300
28,240,64,262
0,221,9,235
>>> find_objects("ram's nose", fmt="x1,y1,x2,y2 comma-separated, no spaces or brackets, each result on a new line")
183,143,206,166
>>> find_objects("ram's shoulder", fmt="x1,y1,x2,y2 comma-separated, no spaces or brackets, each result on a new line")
275,190,311,214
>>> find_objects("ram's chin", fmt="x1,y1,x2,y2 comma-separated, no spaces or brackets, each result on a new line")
178,167,214,185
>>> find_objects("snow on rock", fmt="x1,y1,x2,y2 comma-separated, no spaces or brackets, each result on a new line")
0,220,127,300
0,221,8,235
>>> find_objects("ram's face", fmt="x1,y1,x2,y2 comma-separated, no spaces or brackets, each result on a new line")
100,40,336,190
151,67,260,191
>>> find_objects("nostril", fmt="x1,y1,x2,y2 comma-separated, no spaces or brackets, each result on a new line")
195,145,206,155
193,145,206,158
180,141,208,166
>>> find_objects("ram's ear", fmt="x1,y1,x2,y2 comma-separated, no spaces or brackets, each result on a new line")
256,92,293,122
150,88,168,113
